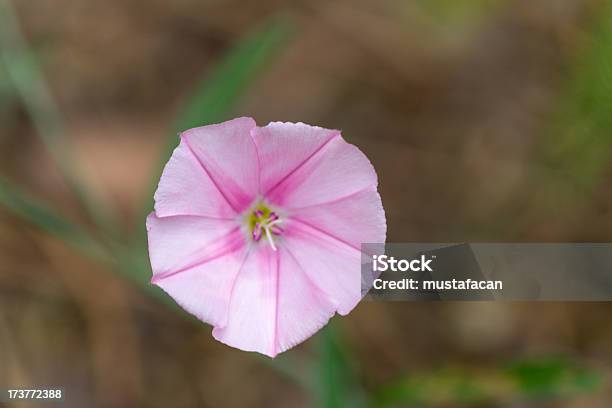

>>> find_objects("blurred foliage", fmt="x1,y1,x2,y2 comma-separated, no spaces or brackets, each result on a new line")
172,18,290,139
0,62,16,119
375,357,602,407
315,324,368,408
416,0,503,24
0,176,107,261
507,357,601,398
0,0,115,231
544,3,612,189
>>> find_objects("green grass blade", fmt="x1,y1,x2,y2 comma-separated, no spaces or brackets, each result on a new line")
374,357,602,407
173,17,290,135
0,0,118,232
0,177,188,310
0,176,108,261
315,323,368,408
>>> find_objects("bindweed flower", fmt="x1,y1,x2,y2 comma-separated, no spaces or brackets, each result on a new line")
147,118,386,357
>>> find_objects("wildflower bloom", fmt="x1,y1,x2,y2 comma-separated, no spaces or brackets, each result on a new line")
147,117,386,357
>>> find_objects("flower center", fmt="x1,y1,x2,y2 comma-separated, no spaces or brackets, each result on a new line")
248,204,284,251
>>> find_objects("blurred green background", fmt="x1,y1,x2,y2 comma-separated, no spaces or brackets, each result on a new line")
1,0,612,407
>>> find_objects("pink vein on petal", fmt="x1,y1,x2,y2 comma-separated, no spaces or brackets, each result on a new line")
181,133,239,214
217,247,252,330
282,245,336,308
171,214,236,221
151,226,243,284
289,217,362,253
263,132,339,197
272,249,280,357
249,129,263,196
282,186,376,211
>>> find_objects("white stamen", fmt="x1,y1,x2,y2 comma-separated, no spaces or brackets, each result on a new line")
264,226,277,251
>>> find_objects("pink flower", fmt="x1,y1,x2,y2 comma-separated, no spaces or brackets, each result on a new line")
147,117,386,357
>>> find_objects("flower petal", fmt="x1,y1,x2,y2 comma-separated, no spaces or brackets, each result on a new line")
289,188,386,249
153,245,248,327
282,219,363,315
251,122,339,194
180,117,259,213
212,246,336,357
253,122,377,209
146,213,244,278
153,138,237,218
147,213,247,327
